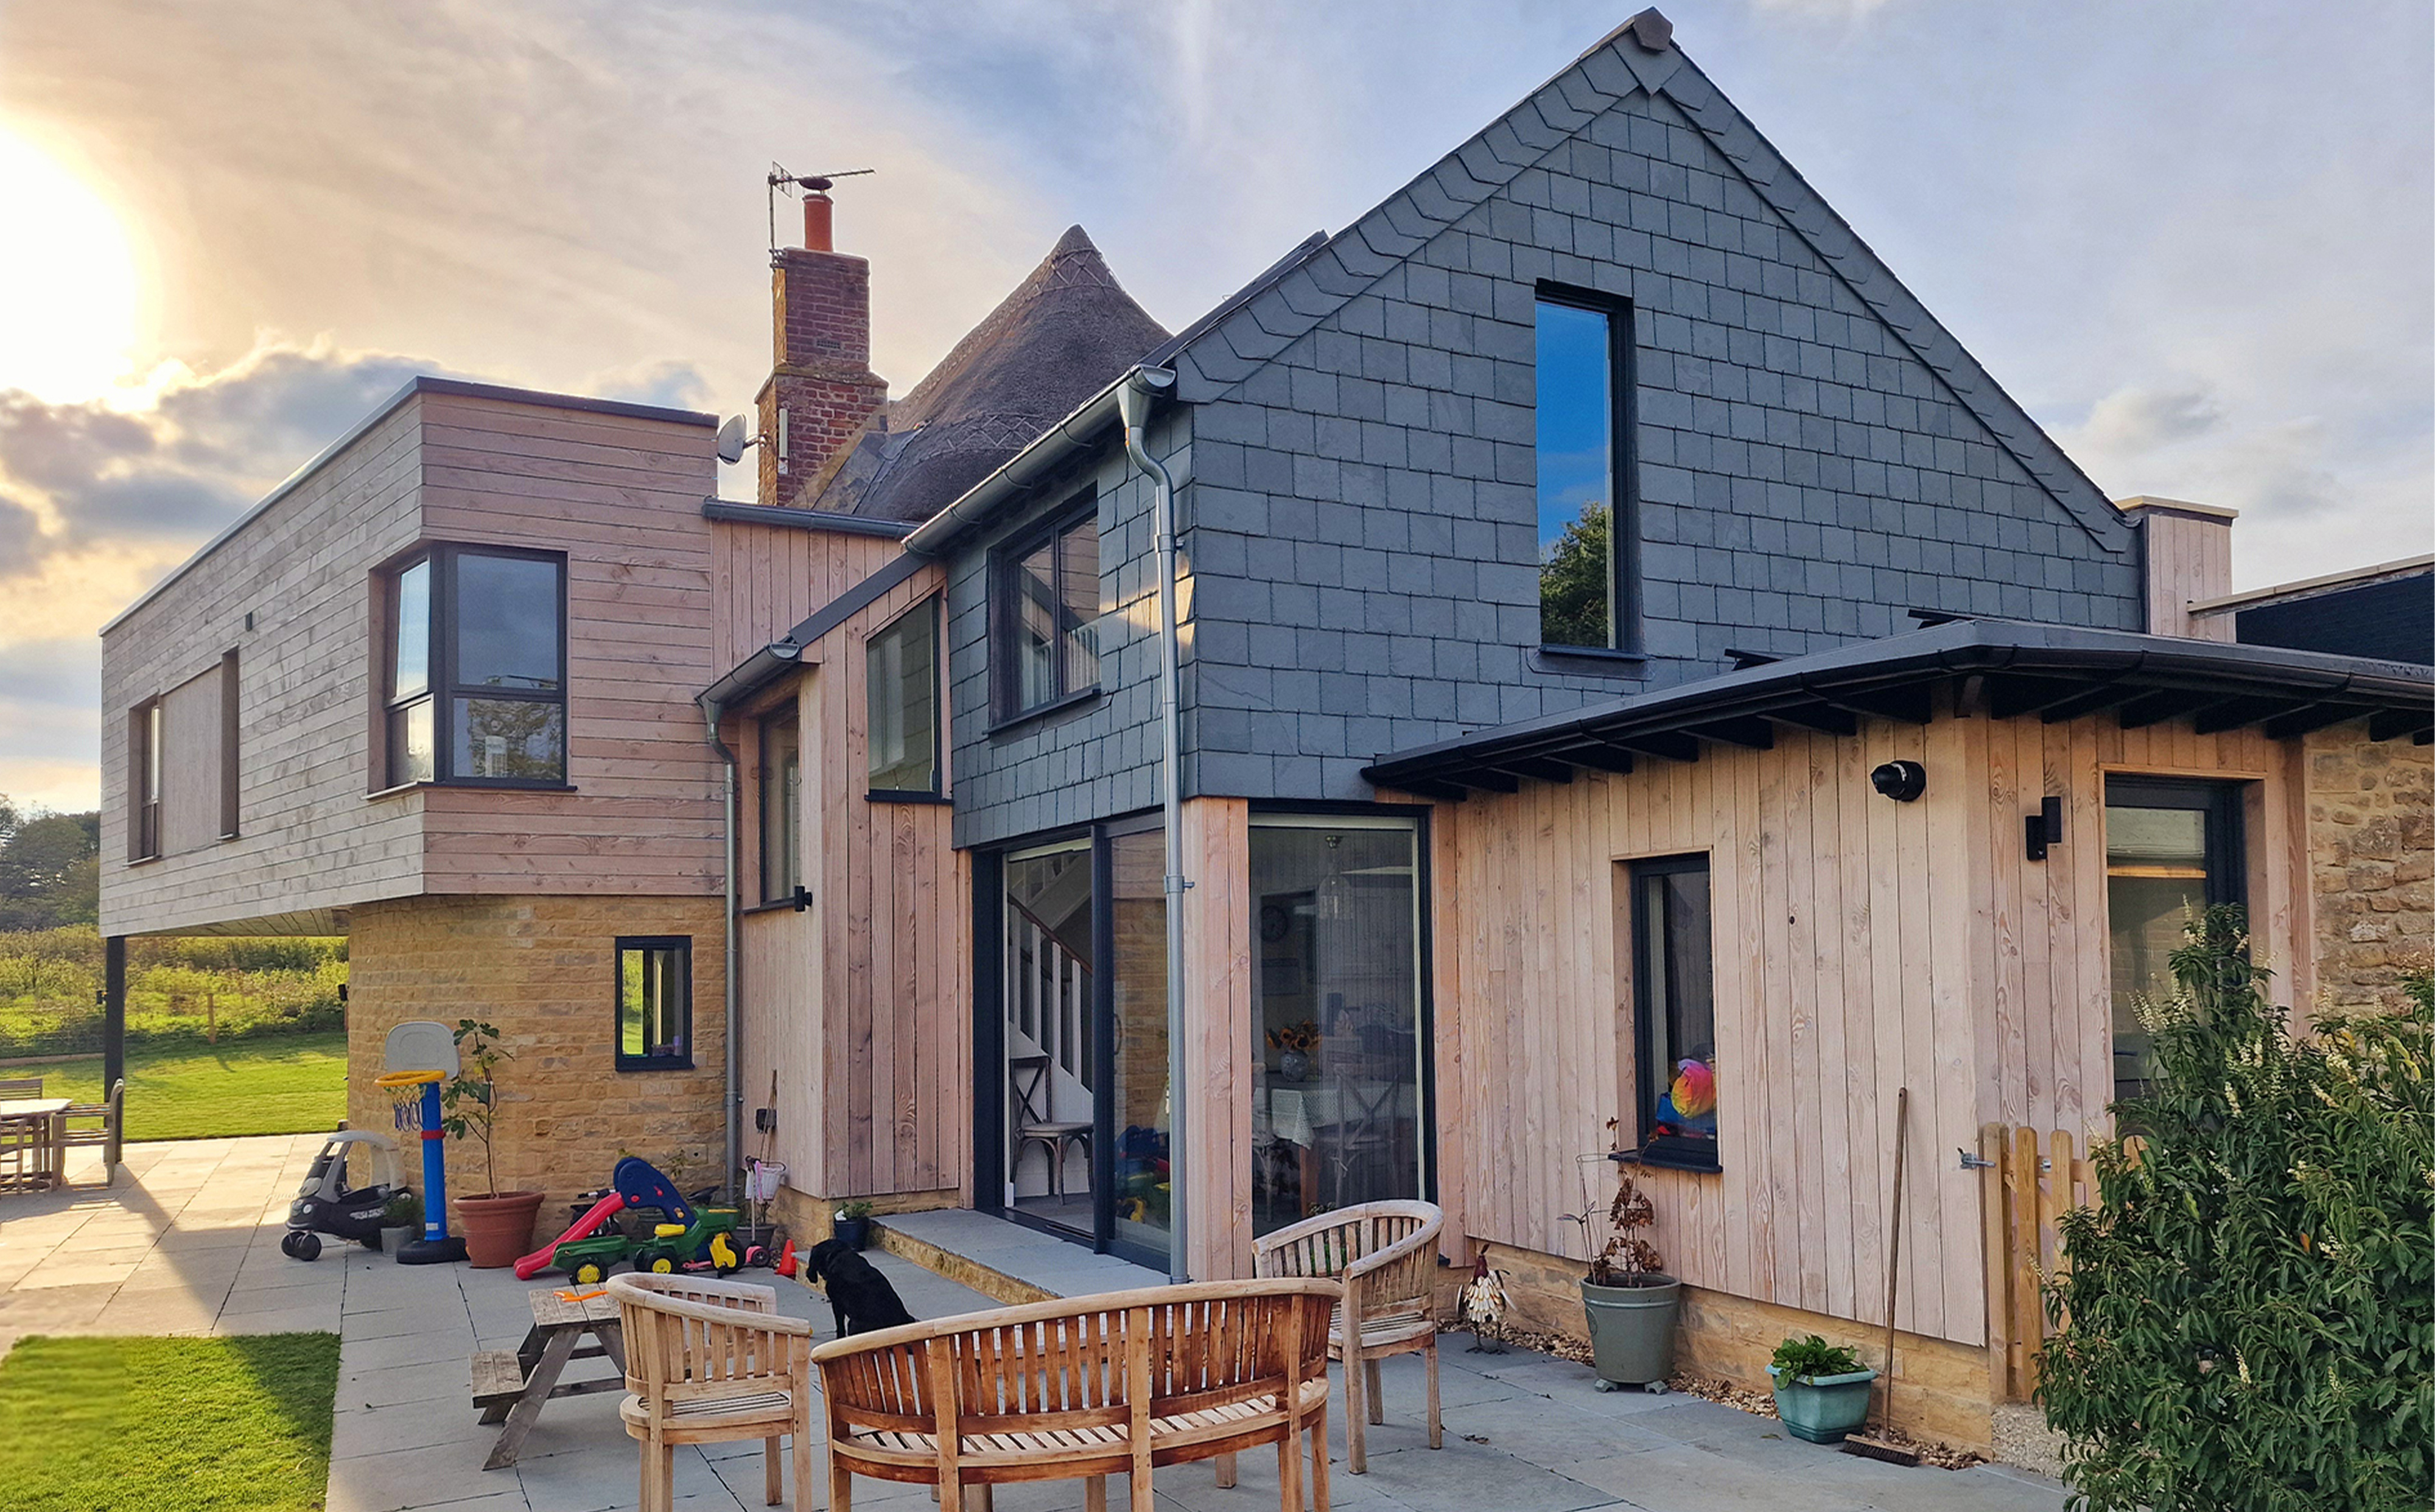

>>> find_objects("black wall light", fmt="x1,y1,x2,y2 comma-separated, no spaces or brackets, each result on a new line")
1870,760,1927,802
2025,796,2065,861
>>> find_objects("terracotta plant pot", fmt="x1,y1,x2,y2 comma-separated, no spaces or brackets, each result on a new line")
455,1191,546,1269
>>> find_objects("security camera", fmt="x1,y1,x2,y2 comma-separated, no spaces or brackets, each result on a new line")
1870,760,1926,802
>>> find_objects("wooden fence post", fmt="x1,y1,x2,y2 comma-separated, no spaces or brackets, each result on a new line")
1979,1122,2009,1405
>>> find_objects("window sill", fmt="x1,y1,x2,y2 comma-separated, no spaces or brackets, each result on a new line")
740,896,808,917
125,854,161,867
1613,1147,1720,1175
615,1059,695,1074
1532,645,1649,676
366,779,577,801
987,686,1101,737
867,789,949,805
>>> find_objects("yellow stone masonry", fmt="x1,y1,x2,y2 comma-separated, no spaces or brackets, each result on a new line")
2307,727,2434,1010
347,894,728,1226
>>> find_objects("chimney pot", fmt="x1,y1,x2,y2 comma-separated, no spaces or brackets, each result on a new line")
803,192,833,252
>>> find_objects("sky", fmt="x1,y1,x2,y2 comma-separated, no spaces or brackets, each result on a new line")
0,0,2428,812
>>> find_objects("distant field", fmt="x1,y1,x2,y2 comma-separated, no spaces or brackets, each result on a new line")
7,1032,347,1141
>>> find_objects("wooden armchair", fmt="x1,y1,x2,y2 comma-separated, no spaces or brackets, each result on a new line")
59,1079,124,1185
1253,1199,1443,1474
609,1272,816,1512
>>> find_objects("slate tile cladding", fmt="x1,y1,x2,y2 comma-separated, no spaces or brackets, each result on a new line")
945,30,2144,829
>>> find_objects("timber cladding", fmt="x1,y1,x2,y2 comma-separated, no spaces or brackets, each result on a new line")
100,385,723,938
346,893,727,1215
1413,702,2308,1359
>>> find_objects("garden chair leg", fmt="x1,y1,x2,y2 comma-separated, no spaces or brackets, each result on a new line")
1364,1358,1384,1425
1085,1475,1107,1512
1424,1335,1442,1449
830,1459,853,1511
1310,1409,1331,1512
791,1429,811,1512
1215,1450,1236,1487
1342,1351,1368,1474
764,1436,782,1505
1277,1416,1304,1512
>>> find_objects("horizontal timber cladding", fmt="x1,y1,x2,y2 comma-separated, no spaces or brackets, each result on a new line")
345,892,726,1216
734,560,972,1208
1410,701,2303,1349
709,517,904,673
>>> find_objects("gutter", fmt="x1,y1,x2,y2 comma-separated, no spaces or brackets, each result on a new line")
902,368,1174,557
1116,368,1191,1282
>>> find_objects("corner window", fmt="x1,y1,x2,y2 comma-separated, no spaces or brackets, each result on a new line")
1536,290,1639,653
128,699,161,861
1630,854,1717,1170
616,936,692,1071
382,546,565,787
759,710,801,903
868,597,940,796
995,503,1101,719
2105,779,2246,1103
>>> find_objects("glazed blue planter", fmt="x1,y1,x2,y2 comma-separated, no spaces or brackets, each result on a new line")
1767,1365,1878,1443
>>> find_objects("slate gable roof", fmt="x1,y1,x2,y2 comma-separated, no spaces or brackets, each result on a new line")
1149,10,2134,555
808,225,1171,523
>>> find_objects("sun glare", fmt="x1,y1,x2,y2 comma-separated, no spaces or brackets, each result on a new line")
0,128,139,404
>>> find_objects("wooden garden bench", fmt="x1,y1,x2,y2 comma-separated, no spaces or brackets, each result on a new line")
811,1276,1341,1512
1253,1199,1443,1474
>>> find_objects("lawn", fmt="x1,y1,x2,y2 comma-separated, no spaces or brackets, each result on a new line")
7,1032,347,1141
0,1333,341,1512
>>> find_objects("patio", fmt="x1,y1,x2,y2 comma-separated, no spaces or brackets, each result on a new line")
0,1136,2075,1512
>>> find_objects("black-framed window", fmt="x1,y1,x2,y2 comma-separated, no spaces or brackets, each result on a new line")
615,936,692,1071
2104,777,2246,1103
759,709,801,903
868,596,940,795
1630,853,1718,1171
1535,287,1640,654
128,698,161,861
382,545,566,788
994,502,1101,719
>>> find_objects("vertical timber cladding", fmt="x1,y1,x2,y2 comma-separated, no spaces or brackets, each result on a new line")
1414,705,2304,1351
346,894,727,1213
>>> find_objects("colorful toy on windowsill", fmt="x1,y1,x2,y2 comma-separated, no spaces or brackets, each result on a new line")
1653,1057,1717,1138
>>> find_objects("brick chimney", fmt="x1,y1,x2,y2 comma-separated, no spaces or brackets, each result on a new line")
754,189,888,508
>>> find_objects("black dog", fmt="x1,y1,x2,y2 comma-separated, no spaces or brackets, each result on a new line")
802,1238,916,1337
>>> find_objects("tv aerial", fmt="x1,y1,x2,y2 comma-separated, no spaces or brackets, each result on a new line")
767,162,874,255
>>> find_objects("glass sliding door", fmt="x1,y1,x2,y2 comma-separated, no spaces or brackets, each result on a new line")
2104,778,2245,1103
1104,822,1171,1262
1003,838,1095,1232
1249,814,1427,1234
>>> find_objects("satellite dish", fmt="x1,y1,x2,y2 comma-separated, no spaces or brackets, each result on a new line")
716,415,751,466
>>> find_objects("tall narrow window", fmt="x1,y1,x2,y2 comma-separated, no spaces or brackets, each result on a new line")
996,503,1101,719
128,699,161,861
867,597,940,795
616,937,692,1071
759,710,801,903
1536,291,1637,653
1630,854,1717,1170
218,649,240,839
380,547,566,787
387,557,434,786
2105,779,2245,1103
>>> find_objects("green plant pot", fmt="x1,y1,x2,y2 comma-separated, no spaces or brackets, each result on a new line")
1580,1275,1680,1387
1767,1365,1879,1443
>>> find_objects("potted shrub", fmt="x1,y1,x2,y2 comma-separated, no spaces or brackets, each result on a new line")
1565,1160,1680,1390
440,1020,545,1268
379,1189,422,1259
832,1200,875,1252
1767,1334,1877,1443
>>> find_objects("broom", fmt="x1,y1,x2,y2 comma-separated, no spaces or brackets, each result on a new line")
1842,1085,1922,1466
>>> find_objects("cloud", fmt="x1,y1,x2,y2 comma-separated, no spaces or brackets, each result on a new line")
588,359,715,413
2070,385,2225,457
0,494,47,579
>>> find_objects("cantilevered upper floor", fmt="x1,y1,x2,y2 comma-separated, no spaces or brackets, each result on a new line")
99,378,726,937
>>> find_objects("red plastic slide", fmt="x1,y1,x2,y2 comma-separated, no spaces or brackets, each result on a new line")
513,1192,626,1280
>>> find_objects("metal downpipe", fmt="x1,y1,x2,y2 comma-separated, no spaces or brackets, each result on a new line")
1119,370,1189,1282
702,702,743,1199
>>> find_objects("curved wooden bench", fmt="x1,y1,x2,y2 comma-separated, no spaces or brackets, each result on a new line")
811,1276,1341,1512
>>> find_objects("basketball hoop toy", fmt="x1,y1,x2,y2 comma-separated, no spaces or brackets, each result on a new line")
379,1023,468,1264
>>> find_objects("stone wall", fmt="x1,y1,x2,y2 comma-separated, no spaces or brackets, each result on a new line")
2307,725,2434,1011
346,894,727,1233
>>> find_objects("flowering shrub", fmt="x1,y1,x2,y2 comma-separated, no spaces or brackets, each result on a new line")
2037,906,2433,1511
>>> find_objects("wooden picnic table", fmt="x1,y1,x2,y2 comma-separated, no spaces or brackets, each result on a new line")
0,1099,70,1194
472,1286,629,1471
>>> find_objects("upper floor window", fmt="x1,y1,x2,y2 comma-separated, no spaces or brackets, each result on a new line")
1535,290,1639,654
1629,853,1718,1171
868,597,940,796
759,708,801,903
128,699,162,861
995,503,1100,720
125,650,240,863
383,545,566,788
